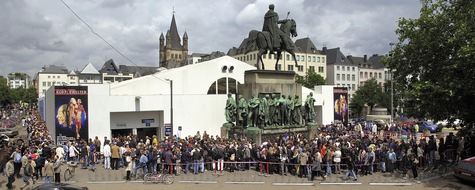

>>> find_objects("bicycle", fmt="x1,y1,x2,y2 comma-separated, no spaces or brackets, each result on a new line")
435,159,456,176
131,166,146,180
64,161,78,181
144,171,174,184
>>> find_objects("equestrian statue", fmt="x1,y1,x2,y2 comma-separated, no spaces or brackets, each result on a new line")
246,4,299,70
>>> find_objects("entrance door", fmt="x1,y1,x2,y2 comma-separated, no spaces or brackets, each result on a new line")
136,127,158,141
111,129,133,138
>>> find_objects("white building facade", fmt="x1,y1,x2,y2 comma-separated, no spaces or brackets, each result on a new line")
45,56,256,142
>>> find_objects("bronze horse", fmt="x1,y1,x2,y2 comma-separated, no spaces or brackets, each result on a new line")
246,19,299,70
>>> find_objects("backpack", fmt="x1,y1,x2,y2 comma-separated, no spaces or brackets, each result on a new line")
24,163,33,176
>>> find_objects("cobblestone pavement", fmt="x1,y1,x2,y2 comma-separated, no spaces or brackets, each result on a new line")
2,162,473,190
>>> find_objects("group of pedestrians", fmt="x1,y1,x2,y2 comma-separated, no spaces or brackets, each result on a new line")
2,103,475,189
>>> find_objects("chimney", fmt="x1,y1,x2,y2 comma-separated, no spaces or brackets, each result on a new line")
364,54,367,62
322,46,327,55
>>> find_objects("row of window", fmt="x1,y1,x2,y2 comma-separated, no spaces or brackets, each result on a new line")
359,81,383,86
171,53,183,60
235,53,326,63
336,83,356,91
47,75,61,79
337,66,356,72
360,71,383,79
336,74,356,81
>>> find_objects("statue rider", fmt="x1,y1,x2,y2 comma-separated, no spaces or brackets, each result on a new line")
262,4,287,53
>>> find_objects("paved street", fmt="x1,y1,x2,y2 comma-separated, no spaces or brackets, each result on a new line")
2,125,473,190
2,158,474,190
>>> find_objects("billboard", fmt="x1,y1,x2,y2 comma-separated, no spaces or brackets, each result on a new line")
333,87,349,126
55,86,88,143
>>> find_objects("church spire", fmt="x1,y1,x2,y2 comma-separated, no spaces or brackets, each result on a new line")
168,13,182,50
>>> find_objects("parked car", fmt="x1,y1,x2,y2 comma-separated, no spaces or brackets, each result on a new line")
0,134,9,146
0,128,19,137
32,183,88,190
453,156,475,184
417,121,439,133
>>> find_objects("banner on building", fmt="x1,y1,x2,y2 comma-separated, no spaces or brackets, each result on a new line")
55,86,88,144
333,87,349,126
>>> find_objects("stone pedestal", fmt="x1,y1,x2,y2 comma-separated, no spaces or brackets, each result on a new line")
307,122,319,139
245,127,262,145
221,123,234,139
239,70,302,99
235,70,309,143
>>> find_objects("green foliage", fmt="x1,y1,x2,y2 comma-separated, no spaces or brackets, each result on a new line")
295,69,326,89
387,0,475,126
349,93,365,117
0,74,38,107
0,77,12,107
350,78,386,116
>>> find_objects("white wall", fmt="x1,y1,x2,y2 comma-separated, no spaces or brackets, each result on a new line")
313,85,336,125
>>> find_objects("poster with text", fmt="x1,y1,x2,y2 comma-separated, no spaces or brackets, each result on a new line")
55,86,88,143
333,87,349,126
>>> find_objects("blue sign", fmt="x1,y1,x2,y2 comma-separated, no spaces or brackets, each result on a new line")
178,126,182,131
165,124,172,136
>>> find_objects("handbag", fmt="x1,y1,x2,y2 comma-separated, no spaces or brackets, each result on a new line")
414,159,419,164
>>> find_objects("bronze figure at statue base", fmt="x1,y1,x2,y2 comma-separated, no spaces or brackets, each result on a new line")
222,70,317,145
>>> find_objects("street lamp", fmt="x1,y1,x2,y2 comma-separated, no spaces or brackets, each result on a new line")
389,42,395,124
165,79,173,138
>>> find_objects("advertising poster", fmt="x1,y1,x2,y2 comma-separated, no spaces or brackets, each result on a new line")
55,86,88,143
333,87,349,126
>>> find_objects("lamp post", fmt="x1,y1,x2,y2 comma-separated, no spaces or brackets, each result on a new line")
389,43,395,124
165,79,173,138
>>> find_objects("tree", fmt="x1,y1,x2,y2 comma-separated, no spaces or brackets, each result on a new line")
349,93,365,118
350,78,386,114
295,69,326,89
0,76,12,107
387,0,475,126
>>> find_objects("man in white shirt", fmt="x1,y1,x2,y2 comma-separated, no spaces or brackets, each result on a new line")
69,143,78,162
103,141,111,169
56,144,65,162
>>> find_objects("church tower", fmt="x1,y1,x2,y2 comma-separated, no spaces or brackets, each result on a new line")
159,14,188,69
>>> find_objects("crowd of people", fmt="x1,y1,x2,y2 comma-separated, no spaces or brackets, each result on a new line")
1,104,475,189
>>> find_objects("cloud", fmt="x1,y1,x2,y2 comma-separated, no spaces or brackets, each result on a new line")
0,0,422,78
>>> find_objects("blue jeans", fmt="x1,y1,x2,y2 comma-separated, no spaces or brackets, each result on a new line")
185,161,190,174
429,150,435,164
45,176,53,183
326,161,332,176
134,162,147,175
193,160,200,174
344,169,357,180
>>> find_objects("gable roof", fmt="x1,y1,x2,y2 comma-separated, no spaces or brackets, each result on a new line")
324,48,354,66
368,54,385,69
348,54,385,69
99,59,120,75
294,37,320,54
80,63,99,74
41,65,69,74
118,65,159,76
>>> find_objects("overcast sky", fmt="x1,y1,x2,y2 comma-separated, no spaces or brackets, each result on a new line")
0,0,422,77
